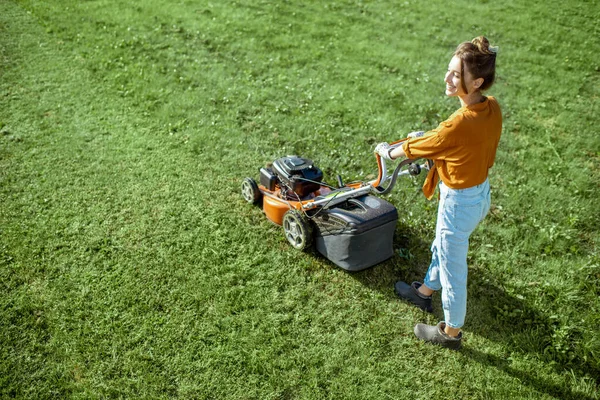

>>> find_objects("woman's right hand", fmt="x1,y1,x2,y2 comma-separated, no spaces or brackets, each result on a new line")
407,131,425,139
374,142,393,160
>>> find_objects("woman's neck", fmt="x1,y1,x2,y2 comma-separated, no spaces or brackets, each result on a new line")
459,91,486,107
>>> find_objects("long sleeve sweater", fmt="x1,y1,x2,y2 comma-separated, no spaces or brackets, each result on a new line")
403,96,502,199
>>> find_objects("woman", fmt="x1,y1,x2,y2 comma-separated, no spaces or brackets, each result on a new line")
375,36,501,350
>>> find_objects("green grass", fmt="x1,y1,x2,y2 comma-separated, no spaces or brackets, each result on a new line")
1,0,599,398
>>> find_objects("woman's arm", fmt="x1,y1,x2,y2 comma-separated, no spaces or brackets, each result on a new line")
389,145,407,160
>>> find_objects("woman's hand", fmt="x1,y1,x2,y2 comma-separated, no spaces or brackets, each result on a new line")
374,142,393,160
407,130,425,138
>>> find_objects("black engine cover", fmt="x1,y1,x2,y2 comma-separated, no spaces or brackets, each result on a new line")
272,156,323,197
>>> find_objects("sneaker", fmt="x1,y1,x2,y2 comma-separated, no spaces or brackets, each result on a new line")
394,281,433,313
414,321,462,350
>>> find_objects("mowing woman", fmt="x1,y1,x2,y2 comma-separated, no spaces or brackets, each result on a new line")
375,36,501,349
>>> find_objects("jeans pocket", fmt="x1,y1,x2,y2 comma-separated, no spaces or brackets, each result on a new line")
481,188,491,220
450,202,484,234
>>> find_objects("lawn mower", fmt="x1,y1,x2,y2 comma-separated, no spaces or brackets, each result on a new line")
241,139,431,271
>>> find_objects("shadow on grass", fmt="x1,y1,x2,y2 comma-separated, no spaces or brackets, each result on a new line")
465,267,599,399
461,347,597,400
347,222,599,400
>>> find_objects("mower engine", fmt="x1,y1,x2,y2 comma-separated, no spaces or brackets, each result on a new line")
261,156,324,198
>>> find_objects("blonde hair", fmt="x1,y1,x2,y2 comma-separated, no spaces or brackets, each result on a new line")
454,36,498,92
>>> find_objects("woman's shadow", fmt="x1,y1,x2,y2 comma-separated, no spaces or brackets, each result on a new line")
348,221,599,400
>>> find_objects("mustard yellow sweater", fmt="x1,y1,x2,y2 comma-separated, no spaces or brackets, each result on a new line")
403,96,502,199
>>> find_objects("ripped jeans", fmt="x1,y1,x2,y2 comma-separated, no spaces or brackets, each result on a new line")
423,178,491,329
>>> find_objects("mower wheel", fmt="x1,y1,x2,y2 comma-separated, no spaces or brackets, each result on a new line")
241,177,261,204
282,210,313,251
408,163,421,176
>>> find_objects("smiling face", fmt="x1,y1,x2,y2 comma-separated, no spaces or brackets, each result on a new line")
444,55,484,99
444,55,466,97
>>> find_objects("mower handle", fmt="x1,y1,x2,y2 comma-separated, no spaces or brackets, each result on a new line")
299,143,431,211
372,139,407,188
371,158,427,195
371,139,432,194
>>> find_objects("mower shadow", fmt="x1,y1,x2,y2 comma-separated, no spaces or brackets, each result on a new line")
348,222,598,400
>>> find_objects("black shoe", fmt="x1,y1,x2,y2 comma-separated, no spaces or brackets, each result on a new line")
414,321,462,350
394,281,433,313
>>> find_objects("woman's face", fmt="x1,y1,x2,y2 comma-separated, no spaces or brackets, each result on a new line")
444,55,467,97
445,55,483,98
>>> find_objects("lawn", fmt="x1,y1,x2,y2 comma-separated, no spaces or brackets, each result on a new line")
1,0,599,398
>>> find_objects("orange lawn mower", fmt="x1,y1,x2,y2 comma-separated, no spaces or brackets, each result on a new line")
241,139,431,271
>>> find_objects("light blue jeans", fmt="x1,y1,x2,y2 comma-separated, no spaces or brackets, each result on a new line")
423,178,491,329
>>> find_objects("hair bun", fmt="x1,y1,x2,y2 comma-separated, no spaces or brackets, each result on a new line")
472,36,496,55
